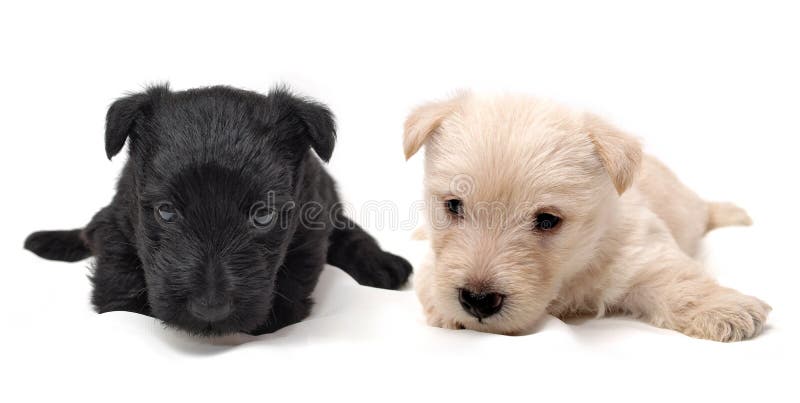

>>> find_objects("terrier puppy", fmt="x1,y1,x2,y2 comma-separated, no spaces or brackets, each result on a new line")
405,93,769,342
25,85,411,336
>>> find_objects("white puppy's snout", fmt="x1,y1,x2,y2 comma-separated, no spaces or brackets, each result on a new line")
458,288,504,319
457,275,507,319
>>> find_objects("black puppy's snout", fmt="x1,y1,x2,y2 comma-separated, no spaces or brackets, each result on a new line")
187,297,232,322
458,288,504,319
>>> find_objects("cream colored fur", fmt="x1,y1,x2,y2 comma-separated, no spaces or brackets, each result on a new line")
405,93,769,342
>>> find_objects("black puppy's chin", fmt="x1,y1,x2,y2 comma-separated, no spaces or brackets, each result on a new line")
149,288,276,337
158,308,272,337
163,320,247,337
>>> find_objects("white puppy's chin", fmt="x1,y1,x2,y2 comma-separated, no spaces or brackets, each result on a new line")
457,313,546,336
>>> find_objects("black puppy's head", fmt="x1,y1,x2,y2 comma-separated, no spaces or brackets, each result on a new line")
106,84,335,335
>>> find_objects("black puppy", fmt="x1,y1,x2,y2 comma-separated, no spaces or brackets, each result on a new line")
24,85,412,336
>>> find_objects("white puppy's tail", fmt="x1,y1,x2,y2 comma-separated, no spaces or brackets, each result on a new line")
707,202,753,232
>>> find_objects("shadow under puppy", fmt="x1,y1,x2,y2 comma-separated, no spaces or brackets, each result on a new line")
25,85,411,336
405,92,770,342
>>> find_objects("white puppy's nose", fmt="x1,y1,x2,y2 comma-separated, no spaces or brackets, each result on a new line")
458,288,504,319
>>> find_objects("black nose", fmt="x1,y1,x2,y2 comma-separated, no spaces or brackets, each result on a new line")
458,288,504,319
188,298,232,322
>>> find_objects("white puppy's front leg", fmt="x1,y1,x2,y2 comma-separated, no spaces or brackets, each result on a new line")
618,249,771,342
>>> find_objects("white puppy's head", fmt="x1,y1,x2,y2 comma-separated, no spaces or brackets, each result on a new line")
405,93,641,334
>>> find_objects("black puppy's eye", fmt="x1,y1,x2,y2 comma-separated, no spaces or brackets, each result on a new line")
534,213,561,231
445,199,463,217
155,203,177,223
250,203,276,229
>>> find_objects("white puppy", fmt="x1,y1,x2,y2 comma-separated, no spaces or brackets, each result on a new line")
404,92,770,342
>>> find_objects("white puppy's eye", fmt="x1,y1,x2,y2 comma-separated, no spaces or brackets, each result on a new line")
250,202,276,229
445,199,464,217
534,213,561,231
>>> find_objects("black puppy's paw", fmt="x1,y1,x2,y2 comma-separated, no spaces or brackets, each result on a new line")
356,251,413,290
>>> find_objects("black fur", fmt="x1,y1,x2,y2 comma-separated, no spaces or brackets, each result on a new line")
24,229,91,262
24,84,412,336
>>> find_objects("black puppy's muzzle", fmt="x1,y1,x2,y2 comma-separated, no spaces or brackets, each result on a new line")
187,296,232,322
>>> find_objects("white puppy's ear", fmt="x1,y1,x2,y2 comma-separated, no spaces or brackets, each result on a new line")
585,113,642,195
403,93,467,159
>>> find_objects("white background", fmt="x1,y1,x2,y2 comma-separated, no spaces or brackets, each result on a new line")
1,1,798,402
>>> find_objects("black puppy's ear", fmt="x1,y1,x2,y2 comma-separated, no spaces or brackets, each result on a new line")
265,87,337,162
104,84,170,160
294,97,336,162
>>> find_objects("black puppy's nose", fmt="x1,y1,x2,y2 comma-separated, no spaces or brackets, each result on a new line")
188,298,231,322
458,288,504,319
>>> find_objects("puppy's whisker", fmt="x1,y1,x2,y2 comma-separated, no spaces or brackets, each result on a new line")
284,238,324,254
102,241,138,248
272,290,292,303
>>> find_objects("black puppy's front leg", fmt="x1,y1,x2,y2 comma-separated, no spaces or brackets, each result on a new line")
327,214,412,290
248,235,327,335
84,208,150,316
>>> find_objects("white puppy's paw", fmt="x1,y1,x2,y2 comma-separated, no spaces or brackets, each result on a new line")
424,305,464,330
683,295,771,342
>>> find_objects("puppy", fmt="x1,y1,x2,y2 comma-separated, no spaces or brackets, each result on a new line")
405,93,770,342
25,84,412,336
